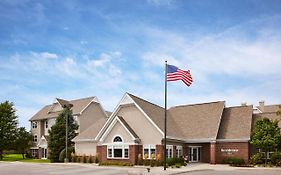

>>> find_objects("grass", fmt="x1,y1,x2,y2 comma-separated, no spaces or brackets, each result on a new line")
1,154,50,163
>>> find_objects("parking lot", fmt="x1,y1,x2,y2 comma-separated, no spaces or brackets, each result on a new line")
1,162,281,175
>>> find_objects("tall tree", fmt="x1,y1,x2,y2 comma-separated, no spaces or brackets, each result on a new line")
15,127,32,159
0,101,18,160
250,118,281,164
48,107,78,162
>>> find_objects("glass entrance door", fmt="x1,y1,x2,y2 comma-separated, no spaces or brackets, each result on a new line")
41,148,47,159
189,147,201,162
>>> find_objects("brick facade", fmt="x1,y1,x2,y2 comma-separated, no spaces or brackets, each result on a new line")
215,142,249,163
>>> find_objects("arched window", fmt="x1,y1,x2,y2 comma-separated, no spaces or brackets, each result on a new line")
113,136,122,142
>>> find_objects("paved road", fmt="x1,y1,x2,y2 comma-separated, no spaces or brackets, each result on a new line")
1,162,281,175
180,169,281,175
0,162,131,175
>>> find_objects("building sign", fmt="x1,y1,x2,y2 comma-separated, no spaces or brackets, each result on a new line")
221,148,238,155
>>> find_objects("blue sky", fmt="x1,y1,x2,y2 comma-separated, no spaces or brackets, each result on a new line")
1,0,281,129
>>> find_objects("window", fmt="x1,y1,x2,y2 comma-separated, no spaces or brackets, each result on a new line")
45,121,48,128
176,146,183,158
33,135,38,142
107,145,129,159
166,145,173,158
113,136,122,142
143,145,156,159
32,122,37,129
31,149,37,157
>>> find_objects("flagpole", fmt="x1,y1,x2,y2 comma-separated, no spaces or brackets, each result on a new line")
164,60,167,170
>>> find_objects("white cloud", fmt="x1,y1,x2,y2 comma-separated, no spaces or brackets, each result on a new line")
40,52,58,59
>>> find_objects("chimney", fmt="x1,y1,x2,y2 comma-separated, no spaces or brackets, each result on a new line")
241,102,247,106
259,101,265,112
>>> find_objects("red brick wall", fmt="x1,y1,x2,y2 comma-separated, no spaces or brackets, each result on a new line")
97,145,142,164
210,142,216,164
215,142,249,163
156,144,164,161
96,145,107,162
38,147,42,159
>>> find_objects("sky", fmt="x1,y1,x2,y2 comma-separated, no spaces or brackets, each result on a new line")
1,0,281,130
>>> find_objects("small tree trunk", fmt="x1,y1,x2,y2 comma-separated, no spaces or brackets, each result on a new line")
265,150,268,165
22,153,25,159
0,150,3,160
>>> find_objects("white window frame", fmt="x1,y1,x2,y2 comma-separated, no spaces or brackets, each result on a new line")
33,135,37,142
143,145,156,159
176,146,183,158
166,145,173,158
107,145,129,159
32,122,37,129
31,149,37,157
107,135,129,159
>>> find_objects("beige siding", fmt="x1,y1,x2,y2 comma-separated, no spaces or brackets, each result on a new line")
79,102,107,133
75,142,97,156
45,118,56,136
116,105,163,145
103,121,133,143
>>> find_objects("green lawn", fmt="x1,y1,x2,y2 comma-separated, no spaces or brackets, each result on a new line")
1,154,50,163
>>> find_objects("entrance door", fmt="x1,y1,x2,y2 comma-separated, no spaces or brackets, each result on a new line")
189,147,201,162
41,148,47,159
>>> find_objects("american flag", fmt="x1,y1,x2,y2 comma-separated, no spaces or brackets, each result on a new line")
167,64,193,86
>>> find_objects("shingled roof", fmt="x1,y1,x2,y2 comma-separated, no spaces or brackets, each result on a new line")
72,117,107,141
127,93,184,138
168,101,225,141
217,106,253,140
30,97,96,121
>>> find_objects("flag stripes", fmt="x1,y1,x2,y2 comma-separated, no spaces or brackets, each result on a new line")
167,65,193,86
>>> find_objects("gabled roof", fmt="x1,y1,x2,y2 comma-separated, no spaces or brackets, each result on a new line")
127,93,184,138
30,96,97,121
217,105,253,140
72,117,107,142
257,104,280,113
168,101,225,141
253,112,281,128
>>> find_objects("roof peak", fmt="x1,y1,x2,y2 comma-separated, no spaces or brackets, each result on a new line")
126,92,164,109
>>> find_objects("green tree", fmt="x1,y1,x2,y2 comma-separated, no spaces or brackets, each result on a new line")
0,101,18,160
48,107,78,162
250,118,281,164
15,127,32,159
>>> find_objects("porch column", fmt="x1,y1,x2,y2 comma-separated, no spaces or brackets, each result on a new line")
210,141,216,164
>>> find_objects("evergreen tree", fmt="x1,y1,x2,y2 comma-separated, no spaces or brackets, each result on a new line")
48,107,78,162
0,101,18,160
250,118,281,164
15,127,32,159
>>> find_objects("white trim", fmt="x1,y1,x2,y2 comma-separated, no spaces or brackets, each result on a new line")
99,117,137,142
95,94,130,140
79,97,99,115
107,144,129,159
73,139,97,142
216,138,250,142
143,144,156,159
95,93,164,141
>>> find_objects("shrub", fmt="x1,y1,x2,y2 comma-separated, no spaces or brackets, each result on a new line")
82,154,87,163
59,147,75,162
99,161,133,166
76,156,80,163
137,154,143,165
94,153,99,163
175,163,182,168
271,152,281,166
225,157,245,165
71,153,77,162
87,155,93,163
166,157,185,167
250,153,264,165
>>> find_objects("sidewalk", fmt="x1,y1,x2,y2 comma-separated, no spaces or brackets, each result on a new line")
127,163,281,175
